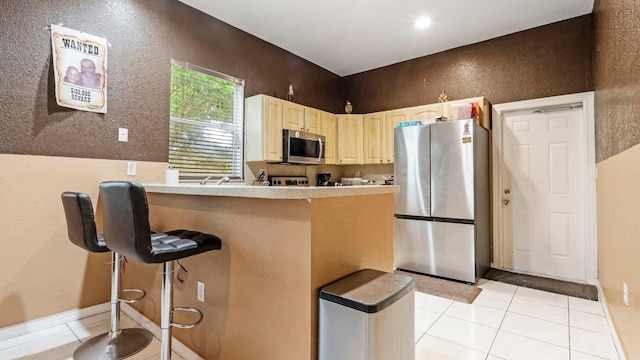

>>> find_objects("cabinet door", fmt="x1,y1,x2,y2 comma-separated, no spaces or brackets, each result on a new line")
363,112,386,164
337,114,363,164
282,101,305,131
262,96,284,161
320,111,337,165
385,109,411,163
410,103,442,122
304,107,322,134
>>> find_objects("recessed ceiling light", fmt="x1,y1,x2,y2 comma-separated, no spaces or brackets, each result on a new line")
415,16,431,30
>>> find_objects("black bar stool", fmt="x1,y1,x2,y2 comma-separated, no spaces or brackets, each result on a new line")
98,181,222,360
61,192,153,359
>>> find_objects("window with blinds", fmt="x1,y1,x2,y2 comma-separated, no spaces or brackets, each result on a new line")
169,60,244,181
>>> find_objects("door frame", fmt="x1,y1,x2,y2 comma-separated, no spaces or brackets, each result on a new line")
491,91,597,285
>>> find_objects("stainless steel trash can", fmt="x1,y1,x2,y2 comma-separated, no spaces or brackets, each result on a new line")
318,269,415,360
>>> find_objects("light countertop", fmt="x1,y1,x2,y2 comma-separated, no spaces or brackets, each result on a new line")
143,183,399,200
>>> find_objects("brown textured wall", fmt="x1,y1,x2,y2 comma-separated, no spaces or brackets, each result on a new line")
593,0,640,162
0,0,342,161
342,15,593,114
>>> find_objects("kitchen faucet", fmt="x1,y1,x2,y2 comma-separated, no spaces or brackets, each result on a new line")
200,176,230,185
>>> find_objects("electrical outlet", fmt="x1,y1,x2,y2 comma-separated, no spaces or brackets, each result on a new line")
127,162,136,176
118,128,128,142
623,283,629,306
197,281,205,302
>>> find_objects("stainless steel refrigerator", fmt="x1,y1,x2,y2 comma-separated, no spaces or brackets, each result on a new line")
394,119,490,283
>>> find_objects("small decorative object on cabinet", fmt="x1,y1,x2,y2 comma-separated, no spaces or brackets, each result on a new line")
345,100,353,114
288,85,294,101
438,90,448,103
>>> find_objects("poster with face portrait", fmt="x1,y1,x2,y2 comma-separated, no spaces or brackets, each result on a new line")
50,25,107,113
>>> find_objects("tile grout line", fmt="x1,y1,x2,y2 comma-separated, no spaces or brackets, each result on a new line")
65,322,82,344
484,284,517,358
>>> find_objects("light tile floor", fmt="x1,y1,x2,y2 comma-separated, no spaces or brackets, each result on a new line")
416,279,622,360
0,278,623,360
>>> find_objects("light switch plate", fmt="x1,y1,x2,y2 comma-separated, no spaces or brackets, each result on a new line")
127,162,136,176
118,128,128,142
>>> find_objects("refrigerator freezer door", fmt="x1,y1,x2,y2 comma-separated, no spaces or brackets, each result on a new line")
430,120,475,220
394,218,476,283
394,125,431,217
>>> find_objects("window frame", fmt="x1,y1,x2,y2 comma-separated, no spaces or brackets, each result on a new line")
169,59,245,182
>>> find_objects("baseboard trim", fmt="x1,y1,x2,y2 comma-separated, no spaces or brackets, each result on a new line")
121,303,204,360
0,302,110,342
596,280,627,360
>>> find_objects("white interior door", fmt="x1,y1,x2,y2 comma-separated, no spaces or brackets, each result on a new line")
501,106,588,283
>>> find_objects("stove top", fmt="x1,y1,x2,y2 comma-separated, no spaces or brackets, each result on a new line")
269,176,309,187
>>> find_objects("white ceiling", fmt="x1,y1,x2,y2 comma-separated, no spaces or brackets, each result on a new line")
178,0,594,77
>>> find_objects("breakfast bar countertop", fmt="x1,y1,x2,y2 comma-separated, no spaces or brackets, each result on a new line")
143,183,399,199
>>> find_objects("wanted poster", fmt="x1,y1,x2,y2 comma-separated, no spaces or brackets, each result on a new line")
50,25,107,113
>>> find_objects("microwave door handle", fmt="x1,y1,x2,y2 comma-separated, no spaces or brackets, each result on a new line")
317,137,324,162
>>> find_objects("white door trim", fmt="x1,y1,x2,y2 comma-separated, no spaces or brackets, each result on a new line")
492,91,597,284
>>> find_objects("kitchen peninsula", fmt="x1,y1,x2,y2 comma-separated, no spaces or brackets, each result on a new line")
131,184,398,359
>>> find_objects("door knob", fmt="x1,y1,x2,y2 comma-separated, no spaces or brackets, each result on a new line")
503,199,511,206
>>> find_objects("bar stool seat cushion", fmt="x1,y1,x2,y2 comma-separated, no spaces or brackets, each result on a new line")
99,181,222,264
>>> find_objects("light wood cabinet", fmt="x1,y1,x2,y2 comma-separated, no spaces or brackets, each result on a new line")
303,107,322,134
320,110,337,164
246,94,489,165
337,114,363,164
363,112,387,164
283,102,321,134
282,101,305,131
245,95,283,162
385,109,411,164
410,103,443,122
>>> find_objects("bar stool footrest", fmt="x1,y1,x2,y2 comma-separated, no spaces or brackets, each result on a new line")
118,288,146,303
170,306,204,329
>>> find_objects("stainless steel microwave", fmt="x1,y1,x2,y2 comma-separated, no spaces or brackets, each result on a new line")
282,129,325,164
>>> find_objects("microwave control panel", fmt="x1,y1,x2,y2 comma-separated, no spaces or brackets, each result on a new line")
269,176,309,187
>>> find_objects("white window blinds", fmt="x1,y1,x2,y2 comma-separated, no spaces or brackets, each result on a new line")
169,60,244,180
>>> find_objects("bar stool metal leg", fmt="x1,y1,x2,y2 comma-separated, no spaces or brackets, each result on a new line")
160,261,174,360
73,252,154,360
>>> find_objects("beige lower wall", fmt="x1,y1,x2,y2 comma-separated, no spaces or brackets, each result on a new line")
596,144,640,359
0,154,166,328
142,194,313,359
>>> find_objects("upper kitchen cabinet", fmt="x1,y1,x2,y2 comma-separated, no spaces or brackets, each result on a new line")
442,97,491,129
245,94,283,162
320,110,337,165
282,101,305,131
363,112,387,164
385,108,411,164
410,103,443,122
282,102,322,134
337,114,363,164
302,107,322,134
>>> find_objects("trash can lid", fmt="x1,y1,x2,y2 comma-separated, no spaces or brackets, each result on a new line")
319,269,415,313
